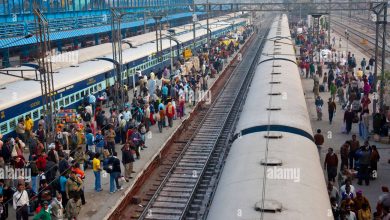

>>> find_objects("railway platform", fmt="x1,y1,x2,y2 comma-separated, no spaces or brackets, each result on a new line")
300,29,390,211
74,35,251,220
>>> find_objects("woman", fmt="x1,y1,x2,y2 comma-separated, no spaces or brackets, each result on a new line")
357,203,371,220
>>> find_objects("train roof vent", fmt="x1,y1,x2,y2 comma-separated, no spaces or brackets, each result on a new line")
266,107,281,111
255,200,282,213
274,47,281,50
264,133,283,139
268,92,282,96
272,64,281,67
260,158,283,166
271,72,281,75
273,52,281,55
269,81,281,84
70,65,79,67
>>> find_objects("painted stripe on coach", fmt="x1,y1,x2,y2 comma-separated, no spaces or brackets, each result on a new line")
232,125,314,143
258,57,297,65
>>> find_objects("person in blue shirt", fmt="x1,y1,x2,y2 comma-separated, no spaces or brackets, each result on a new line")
59,174,68,207
94,130,105,156
85,130,94,153
162,84,169,103
88,94,96,114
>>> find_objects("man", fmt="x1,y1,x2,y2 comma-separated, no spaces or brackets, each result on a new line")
340,141,350,171
92,153,102,192
121,144,135,182
348,134,360,170
108,152,123,193
369,56,375,72
119,116,127,145
314,129,324,153
328,182,340,203
16,119,26,142
340,179,356,198
13,183,29,220
324,148,338,182
59,174,68,208
377,186,390,216
315,96,324,121
50,193,64,220
344,107,355,135
81,109,92,124
65,194,82,220
361,58,367,73
65,171,84,205
123,107,132,122
94,130,105,155
85,129,94,153
357,142,371,186
162,84,169,103
328,98,336,124
105,125,116,154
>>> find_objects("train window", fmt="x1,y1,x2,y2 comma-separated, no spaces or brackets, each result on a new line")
55,102,59,109
9,120,16,130
75,93,80,101
33,110,39,120
40,108,44,115
0,123,7,134
65,97,70,105
90,87,94,93
94,86,97,92
59,99,64,107
81,90,85,97
70,95,75,103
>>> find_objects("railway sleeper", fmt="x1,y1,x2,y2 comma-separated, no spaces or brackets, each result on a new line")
146,208,183,215
162,187,193,193
158,191,192,198
144,213,181,220
156,196,189,203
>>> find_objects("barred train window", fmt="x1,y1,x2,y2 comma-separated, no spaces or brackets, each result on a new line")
33,110,39,120
65,97,70,105
9,120,16,130
0,123,7,133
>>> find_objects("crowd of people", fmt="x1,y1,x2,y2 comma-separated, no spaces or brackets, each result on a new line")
0,25,253,219
293,21,389,220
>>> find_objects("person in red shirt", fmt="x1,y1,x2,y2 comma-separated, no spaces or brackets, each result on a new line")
36,153,47,171
361,94,371,112
324,147,339,182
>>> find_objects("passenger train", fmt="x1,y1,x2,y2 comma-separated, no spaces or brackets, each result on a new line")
0,15,248,138
206,14,332,220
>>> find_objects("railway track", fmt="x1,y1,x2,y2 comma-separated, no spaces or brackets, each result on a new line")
331,17,390,68
134,20,272,220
